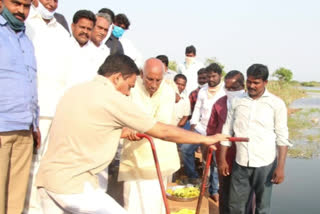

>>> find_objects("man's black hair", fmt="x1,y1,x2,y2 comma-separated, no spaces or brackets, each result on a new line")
174,74,187,83
197,68,207,75
114,13,130,29
247,64,269,81
98,8,115,23
225,70,245,88
185,45,196,55
205,63,222,75
98,54,139,79
156,55,169,67
73,10,96,25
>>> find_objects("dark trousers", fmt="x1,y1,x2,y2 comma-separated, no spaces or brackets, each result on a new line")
227,160,277,214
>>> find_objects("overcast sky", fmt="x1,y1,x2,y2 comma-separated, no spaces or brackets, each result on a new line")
58,0,320,81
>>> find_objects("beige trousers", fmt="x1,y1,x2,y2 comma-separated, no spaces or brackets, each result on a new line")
0,130,33,214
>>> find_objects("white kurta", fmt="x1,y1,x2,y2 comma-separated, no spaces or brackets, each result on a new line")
120,37,144,69
177,59,204,96
119,77,179,214
26,6,72,118
174,94,191,125
25,6,72,214
66,39,109,88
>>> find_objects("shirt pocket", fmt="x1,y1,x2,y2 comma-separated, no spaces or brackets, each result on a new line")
0,42,18,68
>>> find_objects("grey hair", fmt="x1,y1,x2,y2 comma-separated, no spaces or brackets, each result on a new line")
96,12,112,25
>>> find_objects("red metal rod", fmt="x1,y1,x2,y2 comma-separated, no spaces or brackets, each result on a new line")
136,133,170,214
195,146,214,214
228,137,249,142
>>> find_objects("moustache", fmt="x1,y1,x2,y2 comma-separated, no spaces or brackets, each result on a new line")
79,32,89,38
248,88,256,91
13,12,26,20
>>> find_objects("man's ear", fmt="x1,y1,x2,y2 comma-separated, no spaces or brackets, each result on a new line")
108,72,122,86
71,23,75,33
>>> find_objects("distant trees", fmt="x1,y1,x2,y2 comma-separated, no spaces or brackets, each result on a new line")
272,67,293,82
205,57,226,76
168,61,177,72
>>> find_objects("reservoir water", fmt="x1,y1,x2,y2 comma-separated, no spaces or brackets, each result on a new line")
271,87,320,213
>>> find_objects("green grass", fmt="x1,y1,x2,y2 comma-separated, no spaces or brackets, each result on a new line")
306,90,320,93
267,81,306,106
287,108,320,159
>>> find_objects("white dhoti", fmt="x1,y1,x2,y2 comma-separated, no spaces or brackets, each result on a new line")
38,183,127,214
123,177,168,214
24,118,52,214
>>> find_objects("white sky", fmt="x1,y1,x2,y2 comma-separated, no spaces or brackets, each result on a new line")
58,0,320,82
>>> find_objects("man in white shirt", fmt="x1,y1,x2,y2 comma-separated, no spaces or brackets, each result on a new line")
177,45,204,96
67,10,108,88
174,74,191,127
119,58,179,214
220,64,291,214
186,63,225,192
90,12,111,68
91,12,111,57
24,1,72,213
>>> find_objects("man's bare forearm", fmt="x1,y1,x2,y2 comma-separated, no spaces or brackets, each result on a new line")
277,146,288,169
146,122,228,145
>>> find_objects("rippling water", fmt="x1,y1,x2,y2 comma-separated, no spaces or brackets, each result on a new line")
290,87,320,109
271,88,320,213
271,158,320,214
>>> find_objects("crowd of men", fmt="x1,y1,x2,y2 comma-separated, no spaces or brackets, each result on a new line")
0,0,291,214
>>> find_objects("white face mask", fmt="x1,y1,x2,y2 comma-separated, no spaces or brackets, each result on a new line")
185,56,195,67
37,1,56,20
198,83,206,88
226,89,245,103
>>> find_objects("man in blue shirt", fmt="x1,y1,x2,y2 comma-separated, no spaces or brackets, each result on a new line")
0,0,40,213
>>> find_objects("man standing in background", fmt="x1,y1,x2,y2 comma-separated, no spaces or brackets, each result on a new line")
189,68,207,115
90,12,112,63
221,64,291,213
67,10,108,87
0,0,40,213
206,70,245,212
174,74,191,127
24,0,72,213
177,45,204,95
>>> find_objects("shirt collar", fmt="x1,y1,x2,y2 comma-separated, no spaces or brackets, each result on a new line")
0,15,25,36
245,88,271,99
94,75,115,88
0,15,6,26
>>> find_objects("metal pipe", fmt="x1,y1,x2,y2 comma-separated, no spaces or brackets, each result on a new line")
196,137,249,214
136,133,171,214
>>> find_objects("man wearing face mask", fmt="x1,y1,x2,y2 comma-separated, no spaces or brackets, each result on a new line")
24,0,72,213
206,70,245,212
105,13,127,55
31,0,69,33
0,0,41,213
189,68,208,116
177,45,204,96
